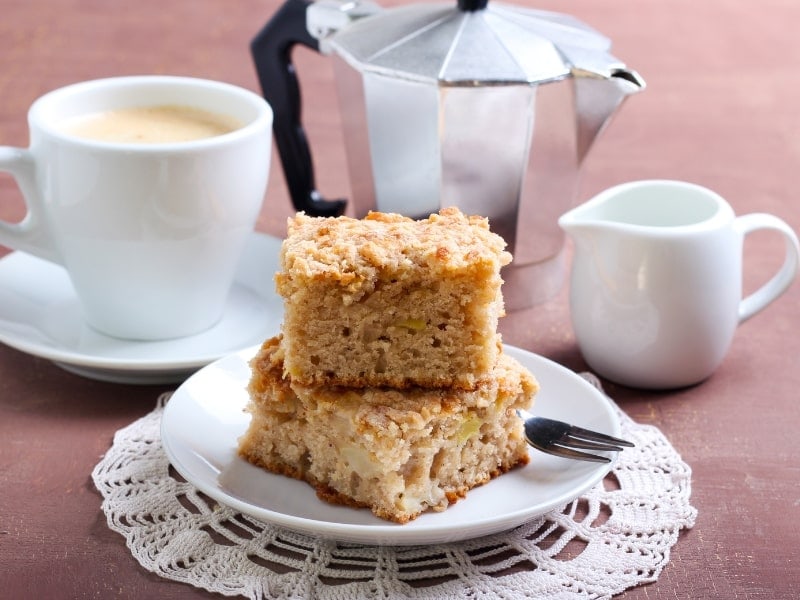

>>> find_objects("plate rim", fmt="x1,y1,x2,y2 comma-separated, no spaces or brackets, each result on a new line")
161,343,620,545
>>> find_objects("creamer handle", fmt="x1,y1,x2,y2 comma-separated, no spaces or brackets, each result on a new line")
736,213,800,322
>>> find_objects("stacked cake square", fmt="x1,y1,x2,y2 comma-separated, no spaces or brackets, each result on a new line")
238,208,538,523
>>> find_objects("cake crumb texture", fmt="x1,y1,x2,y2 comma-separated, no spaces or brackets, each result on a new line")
276,207,512,389
239,336,538,524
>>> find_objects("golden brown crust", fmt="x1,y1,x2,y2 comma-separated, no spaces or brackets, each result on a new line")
238,446,304,481
238,335,538,524
241,438,532,525
238,208,538,524
278,207,511,294
275,207,510,390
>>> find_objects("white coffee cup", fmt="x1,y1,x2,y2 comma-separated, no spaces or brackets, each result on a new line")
560,180,800,389
0,76,272,340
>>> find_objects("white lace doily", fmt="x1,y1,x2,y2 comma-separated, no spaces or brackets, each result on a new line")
92,379,697,600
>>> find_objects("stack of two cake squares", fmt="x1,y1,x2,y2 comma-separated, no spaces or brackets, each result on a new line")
238,208,539,524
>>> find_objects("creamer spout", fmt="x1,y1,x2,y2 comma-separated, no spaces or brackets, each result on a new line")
558,200,603,233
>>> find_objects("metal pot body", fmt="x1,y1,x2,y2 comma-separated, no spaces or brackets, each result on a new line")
334,54,580,307
252,0,644,308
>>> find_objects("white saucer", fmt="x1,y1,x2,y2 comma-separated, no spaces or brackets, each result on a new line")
0,233,284,384
161,344,620,546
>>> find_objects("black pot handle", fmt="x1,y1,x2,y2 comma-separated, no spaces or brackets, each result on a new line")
251,0,346,217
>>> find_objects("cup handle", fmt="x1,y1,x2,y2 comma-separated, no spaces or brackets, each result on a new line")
735,213,800,322
0,146,60,263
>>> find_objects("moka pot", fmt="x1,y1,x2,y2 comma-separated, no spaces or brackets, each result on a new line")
252,0,645,308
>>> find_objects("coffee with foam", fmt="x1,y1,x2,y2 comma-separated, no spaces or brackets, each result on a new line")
61,105,241,144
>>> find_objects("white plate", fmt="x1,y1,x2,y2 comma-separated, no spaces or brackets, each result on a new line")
161,344,621,546
0,233,283,384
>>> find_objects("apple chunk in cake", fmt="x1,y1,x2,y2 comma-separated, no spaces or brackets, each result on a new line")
275,207,511,390
238,336,539,524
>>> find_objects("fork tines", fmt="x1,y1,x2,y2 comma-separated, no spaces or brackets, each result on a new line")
546,444,615,463
551,427,633,463
562,424,635,451
518,411,635,463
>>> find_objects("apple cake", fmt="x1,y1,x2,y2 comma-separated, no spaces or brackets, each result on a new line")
275,207,511,390
238,336,538,524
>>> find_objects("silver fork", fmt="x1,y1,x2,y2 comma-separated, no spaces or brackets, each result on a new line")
517,409,634,463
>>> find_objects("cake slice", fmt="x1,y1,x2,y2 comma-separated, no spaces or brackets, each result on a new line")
238,336,538,524
275,207,511,390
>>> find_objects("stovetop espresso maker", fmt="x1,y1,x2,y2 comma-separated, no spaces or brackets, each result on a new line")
252,0,644,308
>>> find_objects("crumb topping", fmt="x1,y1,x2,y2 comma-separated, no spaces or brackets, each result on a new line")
279,207,511,289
